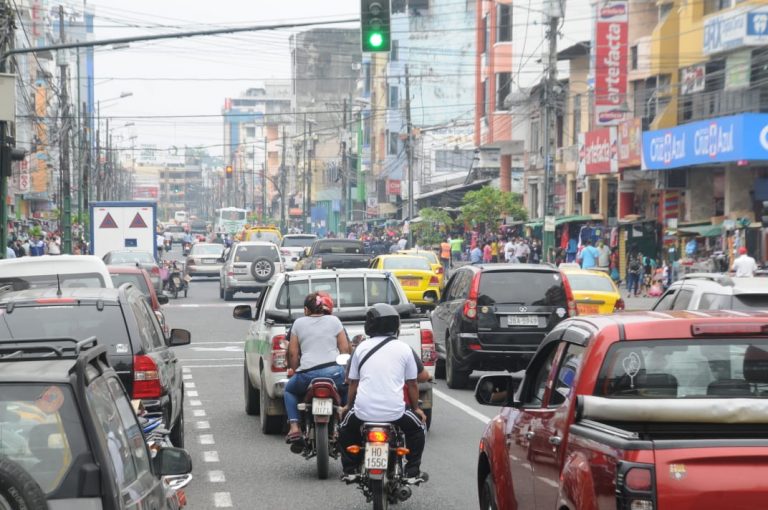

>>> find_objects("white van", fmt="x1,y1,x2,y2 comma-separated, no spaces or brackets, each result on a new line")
0,255,114,290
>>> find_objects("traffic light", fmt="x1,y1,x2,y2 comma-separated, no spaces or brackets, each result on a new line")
361,0,391,52
0,136,27,178
225,165,233,179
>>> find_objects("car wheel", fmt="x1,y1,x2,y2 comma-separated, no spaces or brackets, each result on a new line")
244,365,260,416
169,407,185,448
446,339,470,389
224,290,234,301
435,359,446,380
259,372,283,435
479,473,498,510
219,285,224,299
0,455,47,510
250,257,275,283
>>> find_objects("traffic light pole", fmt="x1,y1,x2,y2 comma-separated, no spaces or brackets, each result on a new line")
58,6,72,255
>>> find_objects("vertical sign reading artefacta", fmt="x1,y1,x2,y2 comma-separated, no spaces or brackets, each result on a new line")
595,1,628,126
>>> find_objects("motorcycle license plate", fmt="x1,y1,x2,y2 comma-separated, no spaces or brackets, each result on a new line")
312,398,333,416
365,443,389,470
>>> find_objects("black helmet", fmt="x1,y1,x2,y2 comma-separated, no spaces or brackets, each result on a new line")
364,303,400,337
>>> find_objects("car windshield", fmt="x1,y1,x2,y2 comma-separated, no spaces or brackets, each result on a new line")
110,273,150,295
0,384,89,495
233,245,280,263
383,257,431,270
596,339,768,398
165,226,183,233
0,273,105,291
246,231,281,244
191,245,224,256
402,251,438,264
276,277,400,309
282,236,316,248
108,251,155,264
0,305,132,355
479,271,566,306
565,273,616,292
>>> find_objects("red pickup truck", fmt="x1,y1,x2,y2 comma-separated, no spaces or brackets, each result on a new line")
475,311,768,510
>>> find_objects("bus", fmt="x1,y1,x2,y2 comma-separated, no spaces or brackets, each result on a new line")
216,207,248,235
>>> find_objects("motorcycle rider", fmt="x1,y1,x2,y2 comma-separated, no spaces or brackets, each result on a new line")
338,303,428,484
284,291,350,450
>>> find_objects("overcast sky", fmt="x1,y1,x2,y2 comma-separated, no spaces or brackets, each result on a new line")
82,0,358,157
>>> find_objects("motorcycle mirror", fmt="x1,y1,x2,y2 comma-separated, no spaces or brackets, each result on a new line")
336,353,351,366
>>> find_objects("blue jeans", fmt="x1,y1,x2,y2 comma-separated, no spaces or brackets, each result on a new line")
284,365,346,423
627,272,639,295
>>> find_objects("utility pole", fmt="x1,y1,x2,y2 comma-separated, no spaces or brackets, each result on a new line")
262,136,267,222
95,111,101,201
541,6,560,264
280,127,287,233
82,101,89,230
405,64,414,249
0,0,13,258
251,142,256,214
75,48,81,231
340,98,348,235
306,120,313,234
302,114,307,232
58,6,72,254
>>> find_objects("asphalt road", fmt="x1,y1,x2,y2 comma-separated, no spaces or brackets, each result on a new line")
159,247,655,509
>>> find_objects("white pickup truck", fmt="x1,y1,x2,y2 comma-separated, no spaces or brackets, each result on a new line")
232,269,436,434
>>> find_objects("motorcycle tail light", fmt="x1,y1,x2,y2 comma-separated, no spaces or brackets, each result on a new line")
313,386,332,398
346,445,361,454
133,355,163,399
367,429,388,443
395,447,410,456
369,469,384,476
271,334,288,372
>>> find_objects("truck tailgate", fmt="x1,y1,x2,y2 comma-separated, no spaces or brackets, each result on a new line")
655,445,768,509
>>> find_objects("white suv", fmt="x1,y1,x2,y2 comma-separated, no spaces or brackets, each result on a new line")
220,241,284,300
652,273,768,311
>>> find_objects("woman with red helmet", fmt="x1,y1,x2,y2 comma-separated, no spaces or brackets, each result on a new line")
284,291,349,448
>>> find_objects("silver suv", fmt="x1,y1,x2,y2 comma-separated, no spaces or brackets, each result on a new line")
220,241,284,300
652,273,768,312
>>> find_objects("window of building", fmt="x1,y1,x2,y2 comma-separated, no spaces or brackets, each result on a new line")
434,149,475,173
388,85,399,109
530,120,540,154
391,40,399,61
388,131,399,155
245,126,256,138
704,0,733,14
480,78,488,117
630,45,638,71
572,94,582,145
496,4,512,42
496,72,511,111
392,0,406,13
482,15,489,54
363,115,371,146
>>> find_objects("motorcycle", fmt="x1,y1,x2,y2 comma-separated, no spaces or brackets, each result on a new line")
182,242,192,257
164,261,190,299
294,377,344,479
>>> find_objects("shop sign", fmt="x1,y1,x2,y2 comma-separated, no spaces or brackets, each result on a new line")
641,113,768,170
725,49,751,90
617,118,642,168
579,127,618,175
703,6,768,55
680,64,706,95
594,1,628,125
386,179,401,195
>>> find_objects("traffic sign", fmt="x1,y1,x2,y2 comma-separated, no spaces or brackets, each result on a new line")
99,212,118,229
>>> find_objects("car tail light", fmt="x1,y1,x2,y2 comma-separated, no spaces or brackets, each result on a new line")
560,272,578,317
614,298,625,312
435,266,444,275
625,468,652,491
150,266,161,277
429,275,439,286
462,272,481,320
133,355,163,399
313,386,332,398
420,329,436,366
227,270,234,277
367,429,389,443
617,463,656,510
271,334,289,372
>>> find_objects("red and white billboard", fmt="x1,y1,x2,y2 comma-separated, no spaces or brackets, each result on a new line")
579,127,618,175
594,1,628,126
386,179,401,195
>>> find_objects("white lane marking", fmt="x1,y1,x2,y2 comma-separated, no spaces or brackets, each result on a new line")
190,400,203,406
193,409,207,417
189,346,243,353
187,390,199,397
196,421,211,430
199,434,215,445
536,475,559,488
203,450,220,462
182,341,244,345
179,357,244,362
183,374,193,380
185,364,243,369
182,367,190,373
166,303,238,309
213,492,233,508
433,389,492,425
208,470,226,483
186,382,196,389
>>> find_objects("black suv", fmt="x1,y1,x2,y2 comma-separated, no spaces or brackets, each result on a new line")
430,264,570,388
0,284,191,447
0,337,192,509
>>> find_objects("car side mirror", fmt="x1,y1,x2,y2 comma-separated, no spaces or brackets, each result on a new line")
168,329,191,346
233,304,254,321
474,374,521,407
157,294,169,305
153,447,192,476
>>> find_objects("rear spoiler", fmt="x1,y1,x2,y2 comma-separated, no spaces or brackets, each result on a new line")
577,395,768,424
266,303,416,324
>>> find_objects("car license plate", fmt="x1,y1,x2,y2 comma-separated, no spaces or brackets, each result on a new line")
234,267,248,275
202,258,215,264
312,398,333,416
577,303,600,314
507,315,539,327
399,278,419,287
364,443,389,470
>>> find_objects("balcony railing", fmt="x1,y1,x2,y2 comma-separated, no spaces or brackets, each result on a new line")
678,87,768,124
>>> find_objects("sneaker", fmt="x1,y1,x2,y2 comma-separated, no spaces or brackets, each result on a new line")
403,471,429,485
340,472,360,483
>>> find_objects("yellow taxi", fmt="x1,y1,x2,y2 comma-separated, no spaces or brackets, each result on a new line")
560,267,624,315
397,249,445,288
370,254,441,308
243,226,282,245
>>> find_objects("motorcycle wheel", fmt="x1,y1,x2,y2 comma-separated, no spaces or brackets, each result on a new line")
315,422,329,480
370,479,388,510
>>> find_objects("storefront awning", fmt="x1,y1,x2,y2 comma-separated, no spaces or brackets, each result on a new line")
525,214,601,228
677,224,723,237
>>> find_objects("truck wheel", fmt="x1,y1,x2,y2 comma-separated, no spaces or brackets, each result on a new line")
445,341,470,389
259,372,283,435
479,473,498,510
251,257,275,283
244,365,260,416
0,455,47,510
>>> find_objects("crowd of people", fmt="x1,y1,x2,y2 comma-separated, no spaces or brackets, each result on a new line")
4,232,77,258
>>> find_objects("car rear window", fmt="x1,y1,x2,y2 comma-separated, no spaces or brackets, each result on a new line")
383,257,431,270
234,245,280,263
109,252,155,264
565,273,616,293
282,236,316,248
165,225,183,233
0,384,90,495
315,241,363,254
191,244,224,256
404,251,438,264
276,277,400,309
732,294,768,311
110,273,150,295
246,231,281,244
596,339,768,398
0,305,132,355
0,273,106,291
479,271,566,306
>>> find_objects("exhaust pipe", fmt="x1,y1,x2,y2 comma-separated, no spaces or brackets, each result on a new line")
397,486,412,502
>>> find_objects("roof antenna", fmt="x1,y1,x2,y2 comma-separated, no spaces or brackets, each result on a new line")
56,274,62,297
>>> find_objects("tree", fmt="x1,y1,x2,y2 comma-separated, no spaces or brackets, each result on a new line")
413,207,454,247
459,187,527,234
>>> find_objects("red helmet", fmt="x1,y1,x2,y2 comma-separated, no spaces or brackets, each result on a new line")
315,291,334,314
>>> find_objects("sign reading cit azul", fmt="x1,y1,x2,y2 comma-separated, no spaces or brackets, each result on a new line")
594,1,628,126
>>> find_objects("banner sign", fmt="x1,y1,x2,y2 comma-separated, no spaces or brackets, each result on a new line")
618,118,642,168
386,179,401,195
703,7,768,55
594,1,628,126
579,127,618,175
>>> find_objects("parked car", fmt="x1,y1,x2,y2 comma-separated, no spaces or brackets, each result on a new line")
369,254,441,309
560,267,624,314
220,241,284,300
430,264,573,388
108,265,170,337
652,273,768,311
475,311,768,510
0,337,192,509
280,234,318,271
398,249,445,288
103,250,163,292
0,254,113,290
0,285,191,447
294,239,372,270
233,269,436,433
185,242,225,278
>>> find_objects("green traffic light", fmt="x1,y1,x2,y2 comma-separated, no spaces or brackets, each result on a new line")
369,32,383,48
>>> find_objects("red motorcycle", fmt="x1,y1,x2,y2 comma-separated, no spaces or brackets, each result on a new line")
294,377,344,479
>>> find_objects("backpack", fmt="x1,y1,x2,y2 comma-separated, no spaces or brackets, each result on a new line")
629,258,641,272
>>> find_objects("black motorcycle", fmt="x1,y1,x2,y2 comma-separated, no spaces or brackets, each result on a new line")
164,261,189,299
294,377,344,479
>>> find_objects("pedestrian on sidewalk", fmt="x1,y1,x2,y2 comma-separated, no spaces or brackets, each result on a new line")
450,236,463,262
482,241,492,263
470,244,482,265
440,238,451,272
627,254,642,297
733,246,758,277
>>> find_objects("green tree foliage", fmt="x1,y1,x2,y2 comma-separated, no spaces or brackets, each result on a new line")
413,207,454,247
459,187,527,234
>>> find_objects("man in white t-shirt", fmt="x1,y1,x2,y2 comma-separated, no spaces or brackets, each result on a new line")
733,246,758,277
339,303,427,483
504,238,515,263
